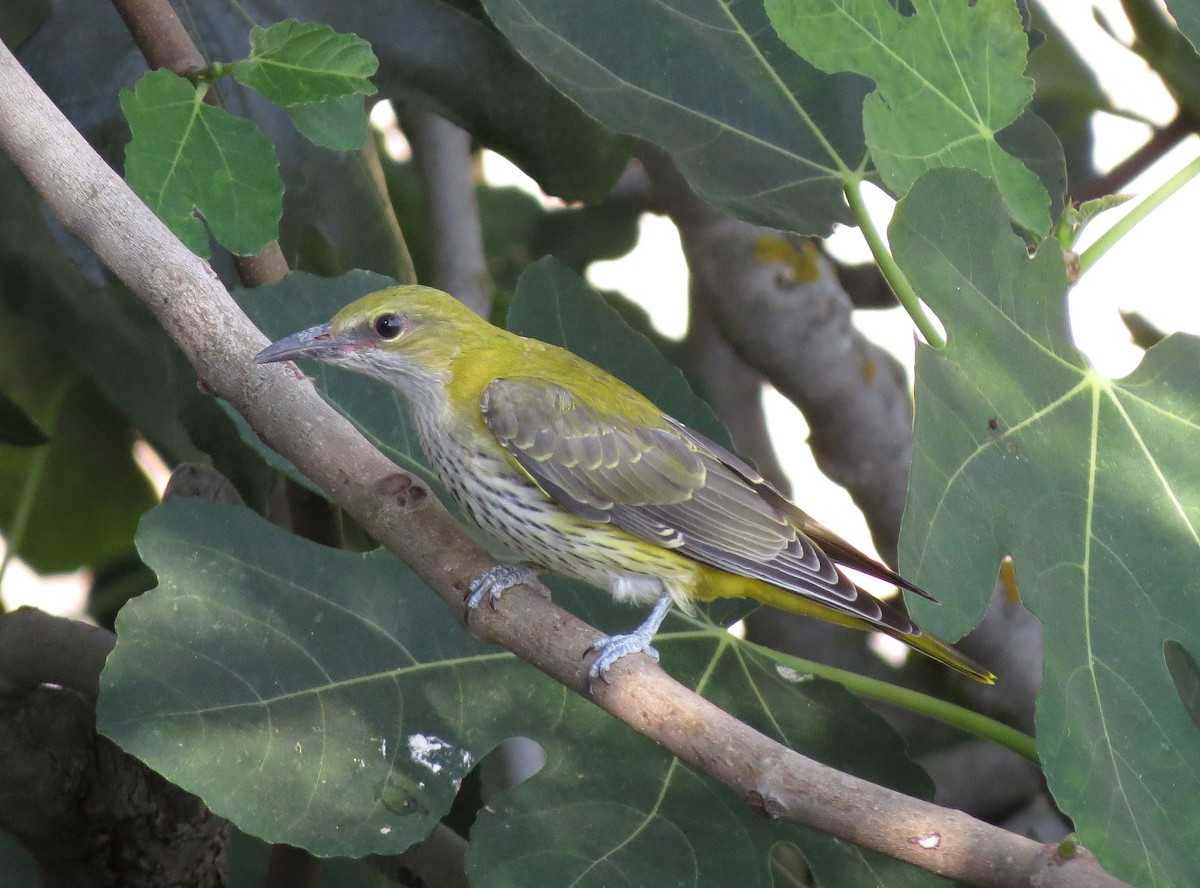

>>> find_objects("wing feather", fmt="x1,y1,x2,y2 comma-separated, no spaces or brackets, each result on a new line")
481,377,918,629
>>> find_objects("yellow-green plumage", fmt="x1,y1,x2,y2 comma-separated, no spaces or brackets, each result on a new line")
257,285,994,684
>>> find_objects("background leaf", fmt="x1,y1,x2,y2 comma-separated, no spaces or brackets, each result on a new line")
20,1,404,281
893,169,1200,887
1026,0,1105,192
0,314,156,574
0,390,46,447
285,95,370,150
480,0,870,235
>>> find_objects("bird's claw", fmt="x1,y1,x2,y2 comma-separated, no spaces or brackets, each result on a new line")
585,631,660,685
466,564,538,610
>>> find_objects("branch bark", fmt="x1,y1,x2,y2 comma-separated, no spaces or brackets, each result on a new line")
396,101,494,317
0,41,1131,888
0,610,228,887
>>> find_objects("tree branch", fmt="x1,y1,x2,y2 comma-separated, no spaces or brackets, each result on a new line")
0,41,1130,888
0,610,228,886
1073,112,1200,204
396,101,493,317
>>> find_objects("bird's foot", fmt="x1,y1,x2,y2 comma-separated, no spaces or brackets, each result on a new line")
466,564,539,610
584,591,674,686
586,630,660,683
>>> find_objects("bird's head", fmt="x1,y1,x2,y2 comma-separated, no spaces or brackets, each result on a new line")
255,285,492,390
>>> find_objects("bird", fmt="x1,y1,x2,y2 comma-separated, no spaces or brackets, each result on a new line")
255,285,994,685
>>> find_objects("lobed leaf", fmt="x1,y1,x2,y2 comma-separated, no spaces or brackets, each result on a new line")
121,69,283,258
480,0,870,235
766,0,1051,234
894,169,1200,886
99,499,944,885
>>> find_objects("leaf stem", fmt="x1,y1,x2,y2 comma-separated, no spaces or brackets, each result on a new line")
843,179,945,348
1078,151,1200,276
198,62,232,83
741,636,1038,762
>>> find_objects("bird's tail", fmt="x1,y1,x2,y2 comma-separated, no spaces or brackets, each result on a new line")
894,622,995,684
737,578,996,684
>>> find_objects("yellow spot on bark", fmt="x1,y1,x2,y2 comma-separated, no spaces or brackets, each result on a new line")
755,236,821,283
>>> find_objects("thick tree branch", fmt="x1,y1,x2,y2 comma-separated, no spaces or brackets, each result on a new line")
396,102,493,317
0,610,228,886
681,293,791,494
0,42,1129,888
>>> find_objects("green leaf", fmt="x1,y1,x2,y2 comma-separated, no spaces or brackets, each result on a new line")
893,169,1200,886
1026,1,1107,190
766,0,1051,234
1165,0,1200,57
0,314,156,574
231,20,378,107
286,94,369,150
121,69,283,258
0,154,205,464
100,499,945,886
24,1,623,229
480,0,869,235
0,390,46,446
1054,193,1133,251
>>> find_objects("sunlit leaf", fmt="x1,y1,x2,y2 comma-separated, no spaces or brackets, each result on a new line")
894,169,1200,886
766,0,1051,233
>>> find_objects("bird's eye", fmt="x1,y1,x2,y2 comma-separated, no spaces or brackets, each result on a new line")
373,313,404,339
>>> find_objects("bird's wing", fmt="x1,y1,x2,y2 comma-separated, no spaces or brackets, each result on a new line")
481,377,907,623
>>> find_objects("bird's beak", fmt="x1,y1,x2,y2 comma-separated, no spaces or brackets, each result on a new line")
255,323,370,364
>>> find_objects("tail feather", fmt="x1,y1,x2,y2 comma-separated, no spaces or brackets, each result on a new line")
885,622,995,684
763,493,941,603
733,573,996,684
